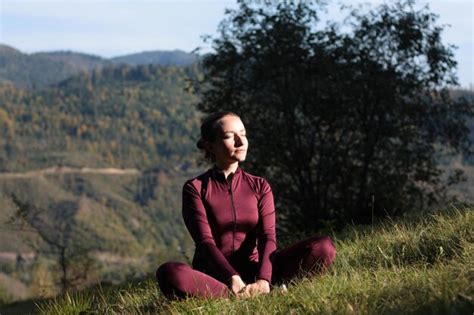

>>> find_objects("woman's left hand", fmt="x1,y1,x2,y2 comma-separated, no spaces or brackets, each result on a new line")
240,279,270,298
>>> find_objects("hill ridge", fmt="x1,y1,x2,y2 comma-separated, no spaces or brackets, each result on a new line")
0,166,142,178
0,44,200,89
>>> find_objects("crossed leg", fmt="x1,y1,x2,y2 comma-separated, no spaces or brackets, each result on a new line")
271,235,336,284
156,235,336,299
156,261,229,299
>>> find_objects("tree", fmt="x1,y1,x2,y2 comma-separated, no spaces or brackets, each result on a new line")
195,0,473,230
9,194,95,294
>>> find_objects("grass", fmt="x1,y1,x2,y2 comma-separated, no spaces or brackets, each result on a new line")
36,206,473,314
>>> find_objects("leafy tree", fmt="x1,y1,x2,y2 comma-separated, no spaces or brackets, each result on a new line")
195,0,473,230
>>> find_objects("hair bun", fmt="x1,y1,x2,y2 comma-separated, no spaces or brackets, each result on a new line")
196,138,206,149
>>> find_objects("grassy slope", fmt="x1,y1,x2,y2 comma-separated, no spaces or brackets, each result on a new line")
33,206,473,314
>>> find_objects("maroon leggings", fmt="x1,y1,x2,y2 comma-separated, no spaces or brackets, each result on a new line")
156,236,336,299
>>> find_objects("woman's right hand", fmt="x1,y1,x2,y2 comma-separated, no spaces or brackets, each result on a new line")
230,275,246,297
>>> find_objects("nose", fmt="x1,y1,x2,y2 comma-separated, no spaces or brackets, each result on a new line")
234,134,244,147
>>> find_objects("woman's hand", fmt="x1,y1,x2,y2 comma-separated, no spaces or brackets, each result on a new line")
230,275,246,296
240,279,270,298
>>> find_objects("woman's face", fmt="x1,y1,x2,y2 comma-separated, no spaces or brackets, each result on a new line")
207,115,248,165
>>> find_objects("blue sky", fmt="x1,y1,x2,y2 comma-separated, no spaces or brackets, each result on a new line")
0,0,472,87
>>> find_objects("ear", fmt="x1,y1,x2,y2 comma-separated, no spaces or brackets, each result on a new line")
204,141,215,154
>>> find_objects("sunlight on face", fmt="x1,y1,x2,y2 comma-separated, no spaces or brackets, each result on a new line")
209,115,248,165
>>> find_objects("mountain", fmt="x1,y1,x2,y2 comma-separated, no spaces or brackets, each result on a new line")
0,44,90,89
0,62,203,171
0,44,21,55
0,61,204,301
33,51,111,72
0,44,200,89
111,50,199,67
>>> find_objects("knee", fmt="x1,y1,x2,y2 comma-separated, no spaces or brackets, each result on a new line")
156,262,190,295
308,236,336,268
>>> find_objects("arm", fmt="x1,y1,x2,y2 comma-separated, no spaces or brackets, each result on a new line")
256,179,277,283
182,180,240,284
241,179,276,297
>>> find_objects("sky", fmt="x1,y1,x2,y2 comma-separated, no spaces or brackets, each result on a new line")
0,0,472,87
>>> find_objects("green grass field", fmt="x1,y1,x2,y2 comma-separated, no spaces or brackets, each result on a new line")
26,206,474,314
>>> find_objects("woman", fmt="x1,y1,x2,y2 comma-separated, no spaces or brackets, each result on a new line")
156,111,336,299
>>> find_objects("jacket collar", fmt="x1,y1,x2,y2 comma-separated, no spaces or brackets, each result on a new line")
210,164,242,182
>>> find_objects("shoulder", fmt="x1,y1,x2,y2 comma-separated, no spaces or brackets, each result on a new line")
183,169,212,194
241,169,272,195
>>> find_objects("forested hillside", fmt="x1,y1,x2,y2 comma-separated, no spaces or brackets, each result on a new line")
0,62,204,302
0,63,202,171
111,50,199,67
0,44,199,89
0,44,95,90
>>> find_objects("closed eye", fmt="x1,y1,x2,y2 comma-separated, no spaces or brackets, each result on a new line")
224,133,246,138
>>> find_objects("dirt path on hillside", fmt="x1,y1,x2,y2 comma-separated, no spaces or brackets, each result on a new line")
0,166,141,178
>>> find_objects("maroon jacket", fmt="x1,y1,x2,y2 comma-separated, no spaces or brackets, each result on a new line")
182,165,277,283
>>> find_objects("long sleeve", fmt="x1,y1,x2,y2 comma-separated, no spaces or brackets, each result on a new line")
182,180,239,283
256,179,277,282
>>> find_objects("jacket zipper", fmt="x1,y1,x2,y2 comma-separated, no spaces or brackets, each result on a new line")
227,178,237,253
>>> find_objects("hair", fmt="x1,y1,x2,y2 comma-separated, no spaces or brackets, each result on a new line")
197,111,240,161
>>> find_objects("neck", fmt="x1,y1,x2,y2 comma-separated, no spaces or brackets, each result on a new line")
214,161,239,179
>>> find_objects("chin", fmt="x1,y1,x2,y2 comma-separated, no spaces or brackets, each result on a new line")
233,156,246,162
